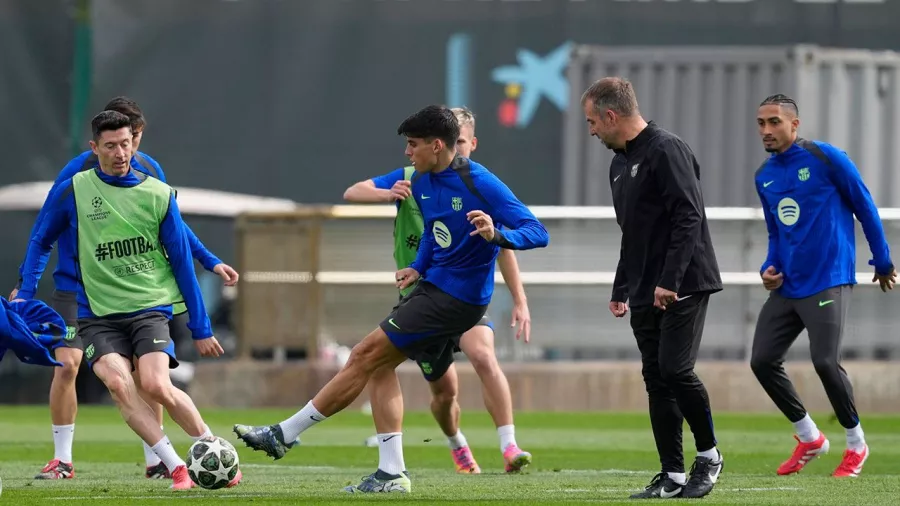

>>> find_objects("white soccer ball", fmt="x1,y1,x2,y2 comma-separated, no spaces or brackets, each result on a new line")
186,436,240,489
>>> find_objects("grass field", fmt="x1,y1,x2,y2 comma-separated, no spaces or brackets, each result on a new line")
0,406,897,505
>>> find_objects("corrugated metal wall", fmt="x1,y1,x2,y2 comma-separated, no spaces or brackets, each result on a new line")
563,45,900,207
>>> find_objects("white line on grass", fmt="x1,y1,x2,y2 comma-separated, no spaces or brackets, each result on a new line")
50,494,271,501
546,487,802,494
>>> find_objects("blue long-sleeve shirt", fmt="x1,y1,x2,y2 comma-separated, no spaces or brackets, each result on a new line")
755,139,893,299
17,169,213,339
409,157,549,305
17,150,221,293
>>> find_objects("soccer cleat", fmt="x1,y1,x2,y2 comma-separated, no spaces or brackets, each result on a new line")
233,424,298,460
682,451,723,499
777,432,830,475
502,444,532,473
451,446,481,474
145,461,171,479
342,469,411,493
226,468,243,487
629,473,684,499
170,465,195,490
34,459,74,480
833,445,869,478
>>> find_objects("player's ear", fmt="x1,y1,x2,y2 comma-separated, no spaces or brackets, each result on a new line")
89,140,99,155
791,117,800,133
471,137,478,152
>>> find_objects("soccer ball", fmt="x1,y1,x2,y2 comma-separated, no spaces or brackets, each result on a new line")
186,436,240,489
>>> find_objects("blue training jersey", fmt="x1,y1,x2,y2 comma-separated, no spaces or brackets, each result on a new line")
755,139,893,299
17,150,221,294
409,157,549,305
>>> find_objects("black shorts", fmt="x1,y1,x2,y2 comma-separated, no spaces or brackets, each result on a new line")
382,282,488,382
50,290,81,352
397,288,494,354
78,311,178,369
170,310,191,344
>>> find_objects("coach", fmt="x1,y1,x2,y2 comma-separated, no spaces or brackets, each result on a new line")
580,77,724,500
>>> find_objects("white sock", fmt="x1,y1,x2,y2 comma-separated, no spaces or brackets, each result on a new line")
498,424,517,451
52,424,75,463
448,431,468,450
846,423,866,452
698,447,719,461
793,413,820,443
143,426,164,466
191,425,213,442
151,436,185,471
377,432,406,475
667,472,687,485
279,401,327,442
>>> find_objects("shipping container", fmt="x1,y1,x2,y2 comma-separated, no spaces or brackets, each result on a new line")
563,45,900,207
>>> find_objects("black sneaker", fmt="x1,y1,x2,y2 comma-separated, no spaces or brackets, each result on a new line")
233,423,299,460
629,472,684,499
682,451,723,499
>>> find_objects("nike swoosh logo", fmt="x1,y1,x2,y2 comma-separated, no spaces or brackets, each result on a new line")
388,318,401,329
421,194,430,199
381,435,397,442
613,175,621,182
675,295,693,302
153,339,167,344
309,416,323,422
763,181,774,187
819,299,834,307
660,486,682,498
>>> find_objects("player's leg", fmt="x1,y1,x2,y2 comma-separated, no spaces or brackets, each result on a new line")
80,318,192,490
629,306,686,500
459,321,531,473
657,294,722,499
426,352,481,473
37,290,81,480
749,291,826,475
796,285,867,477
132,362,169,478
368,364,407,476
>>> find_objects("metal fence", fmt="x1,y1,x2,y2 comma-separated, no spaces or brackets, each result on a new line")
236,205,900,363
563,45,900,207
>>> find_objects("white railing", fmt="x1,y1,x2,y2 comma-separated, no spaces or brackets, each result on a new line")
245,205,899,288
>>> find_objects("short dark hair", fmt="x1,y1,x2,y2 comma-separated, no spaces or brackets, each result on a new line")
581,77,639,117
760,94,799,117
91,110,132,141
397,105,460,148
104,96,146,130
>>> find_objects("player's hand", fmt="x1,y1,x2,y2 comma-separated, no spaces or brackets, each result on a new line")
213,263,240,286
873,267,897,292
467,210,495,242
511,300,531,343
609,301,629,318
653,287,677,310
395,267,419,290
390,180,412,201
761,266,784,291
195,336,224,358
8,288,18,300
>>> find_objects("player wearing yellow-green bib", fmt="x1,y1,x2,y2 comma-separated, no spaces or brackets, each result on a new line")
17,111,240,491
343,108,533,475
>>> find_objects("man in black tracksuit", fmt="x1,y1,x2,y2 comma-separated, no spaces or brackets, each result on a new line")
582,77,724,500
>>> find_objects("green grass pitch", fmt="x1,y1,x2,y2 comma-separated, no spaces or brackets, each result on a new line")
0,406,898,504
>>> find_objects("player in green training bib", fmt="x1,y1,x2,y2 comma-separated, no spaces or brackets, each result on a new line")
344,107,533,474
15,111,241,490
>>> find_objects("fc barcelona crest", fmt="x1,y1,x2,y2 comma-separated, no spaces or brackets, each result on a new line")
451,197,463,211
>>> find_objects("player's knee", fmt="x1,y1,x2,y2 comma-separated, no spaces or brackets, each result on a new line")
750,354,777,377
430,381,458,408
658,361,693,385
53,352,82,381
100,365,133,399
138,374,175,405
811,355,839,375
347,334,392,374
468,347,500,376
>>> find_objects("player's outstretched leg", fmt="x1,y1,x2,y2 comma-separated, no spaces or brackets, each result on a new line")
344,365,411,493
36,345,81,480
427,362,481,474
234,327,406,461
459,325,531,473
136,351,242,488
89,352,194,490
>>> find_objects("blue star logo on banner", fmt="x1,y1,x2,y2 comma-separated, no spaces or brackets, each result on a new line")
491,41,573,128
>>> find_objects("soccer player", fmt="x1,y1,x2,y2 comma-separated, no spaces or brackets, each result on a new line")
342,107,532,474
581,77,724,499
750,94,895,478
16,111,240,490
10,97,238,480
235,105,549,493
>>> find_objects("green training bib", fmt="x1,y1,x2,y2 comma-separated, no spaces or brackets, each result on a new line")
73,170,183,316
394,166,424,297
